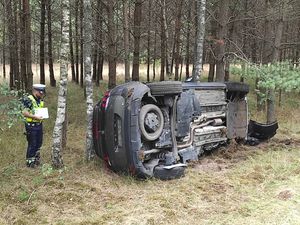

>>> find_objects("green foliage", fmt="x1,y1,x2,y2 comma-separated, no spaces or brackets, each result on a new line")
0,83,24,132
230,61,300,92
18,189,30,202
41,163,54,177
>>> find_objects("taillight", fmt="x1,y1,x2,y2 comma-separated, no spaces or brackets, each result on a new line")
101,91,110,110
93,121,99,140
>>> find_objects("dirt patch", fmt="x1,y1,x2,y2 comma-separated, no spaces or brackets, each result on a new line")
191,137,300,173
277,190,294,201
192,158,228,172
190,142,252,173
276,138,300,147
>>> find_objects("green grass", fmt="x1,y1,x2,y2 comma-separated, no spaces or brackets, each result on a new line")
1,77,300,224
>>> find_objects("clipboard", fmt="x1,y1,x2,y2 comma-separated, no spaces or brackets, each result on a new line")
35,108,49,119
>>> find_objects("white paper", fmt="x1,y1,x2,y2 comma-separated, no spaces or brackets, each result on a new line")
35,108,49,119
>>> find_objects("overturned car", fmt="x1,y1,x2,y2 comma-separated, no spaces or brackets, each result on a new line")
93,81,278,180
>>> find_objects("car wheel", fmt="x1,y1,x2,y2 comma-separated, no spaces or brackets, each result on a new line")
153,165,185,180
139,104,164,141
147,81,182,95
225,82,249,99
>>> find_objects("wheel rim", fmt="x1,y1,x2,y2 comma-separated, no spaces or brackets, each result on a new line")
139,104,164,141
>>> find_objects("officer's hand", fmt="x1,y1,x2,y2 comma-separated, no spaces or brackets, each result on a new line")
33,115,43,120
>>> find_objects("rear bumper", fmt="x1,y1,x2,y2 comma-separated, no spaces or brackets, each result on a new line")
93,82,155,178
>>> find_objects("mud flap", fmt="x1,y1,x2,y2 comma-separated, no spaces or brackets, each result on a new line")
248,120,279,140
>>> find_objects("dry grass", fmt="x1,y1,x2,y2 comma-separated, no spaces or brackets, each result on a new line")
1,65,300,224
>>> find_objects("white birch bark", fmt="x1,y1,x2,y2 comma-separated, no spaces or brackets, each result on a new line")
51,0,69,168
83,0,94,160
192,0,206,81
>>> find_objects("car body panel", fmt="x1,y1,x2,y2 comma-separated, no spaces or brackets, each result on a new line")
227,100,248,139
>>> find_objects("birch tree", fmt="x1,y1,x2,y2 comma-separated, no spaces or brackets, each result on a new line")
192,0,206,81
83,0,94,160
51,0,69,169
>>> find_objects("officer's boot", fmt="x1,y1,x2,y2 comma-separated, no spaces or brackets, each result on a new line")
26,158,36,168
35,152,41,166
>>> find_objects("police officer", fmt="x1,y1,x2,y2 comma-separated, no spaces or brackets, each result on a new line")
22,84,46,168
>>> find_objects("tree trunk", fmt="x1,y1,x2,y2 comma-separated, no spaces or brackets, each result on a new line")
2,1,6,79
91,1,97,81
75,0,79,84
208,58,215,82
146,0,152,82
153,16,158,81
267,13,284,123
12,1,19,90
179,56,183,80
23,0,33,92
19,0,26,89
97,51,104,82
185,0,192,80
40,0,46,84
91,0,98,83
106,0,117,89
69,1,76,82
96,0,104,84
83,0,94,160
6,0,16,87
52,0,69,169
162,0,171,77
80,0,84,88
132,0,142,81
174,0,183,81
224,60,230,81
215,0,229,82
123,0,130,82
160,0,166,81
192,0,206,82
46,0,56,87
258,0,272,112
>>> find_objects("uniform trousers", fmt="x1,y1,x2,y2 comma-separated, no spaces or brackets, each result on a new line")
25,122,43,160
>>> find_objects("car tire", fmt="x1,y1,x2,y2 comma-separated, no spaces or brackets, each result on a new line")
225,81,249,93
139,104,164,141
153,165,185,180
225,82,249,98
147,81,183,95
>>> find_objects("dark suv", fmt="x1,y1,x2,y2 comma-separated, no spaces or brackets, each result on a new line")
93,81,278,180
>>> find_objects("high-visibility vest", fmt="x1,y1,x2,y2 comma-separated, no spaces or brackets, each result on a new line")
25,95,44,123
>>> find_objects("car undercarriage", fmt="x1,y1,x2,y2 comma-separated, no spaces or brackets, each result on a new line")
93,81,278,180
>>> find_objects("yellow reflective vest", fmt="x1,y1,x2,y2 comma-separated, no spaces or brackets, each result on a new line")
25,95,44,123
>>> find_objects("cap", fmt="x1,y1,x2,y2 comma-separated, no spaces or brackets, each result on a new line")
33,84,46,94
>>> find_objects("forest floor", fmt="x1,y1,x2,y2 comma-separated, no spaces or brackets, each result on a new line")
1,68,300,224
